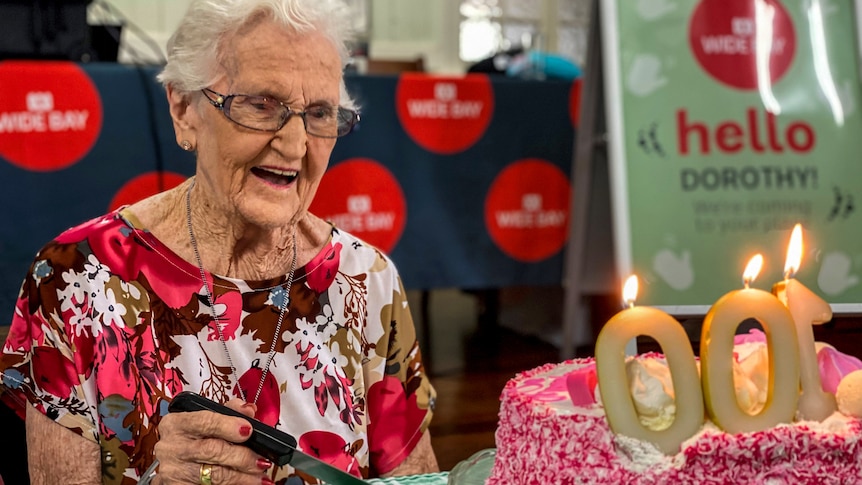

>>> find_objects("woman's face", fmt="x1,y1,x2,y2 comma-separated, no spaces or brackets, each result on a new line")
176,19,343,229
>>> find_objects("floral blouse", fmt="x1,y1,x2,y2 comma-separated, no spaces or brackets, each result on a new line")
0,210,435,484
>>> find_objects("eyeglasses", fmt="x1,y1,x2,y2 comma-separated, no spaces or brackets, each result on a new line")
201,88,359,138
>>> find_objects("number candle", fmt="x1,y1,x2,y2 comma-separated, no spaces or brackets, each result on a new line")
701,255,800,434
595,275,703,455
772,224,837,421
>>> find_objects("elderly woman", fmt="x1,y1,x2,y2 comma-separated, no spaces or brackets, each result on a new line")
0,0,438,484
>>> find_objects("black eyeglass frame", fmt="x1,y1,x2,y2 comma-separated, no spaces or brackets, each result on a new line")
201,88,359,138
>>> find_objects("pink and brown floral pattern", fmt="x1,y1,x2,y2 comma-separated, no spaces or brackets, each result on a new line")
0,210,435,484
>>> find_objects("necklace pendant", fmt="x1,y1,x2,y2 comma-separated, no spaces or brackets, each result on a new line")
186,179,297,409
271,286,290,309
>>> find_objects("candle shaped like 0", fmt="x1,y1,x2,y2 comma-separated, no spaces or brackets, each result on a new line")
595,275,703,455
772,224,836,422
700,255,800,434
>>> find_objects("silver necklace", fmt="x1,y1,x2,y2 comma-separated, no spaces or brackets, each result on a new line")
185,180,297,404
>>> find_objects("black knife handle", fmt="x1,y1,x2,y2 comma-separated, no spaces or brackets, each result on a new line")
168,391,297,466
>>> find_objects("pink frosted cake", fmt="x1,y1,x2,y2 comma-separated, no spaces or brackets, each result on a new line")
487,334,862,484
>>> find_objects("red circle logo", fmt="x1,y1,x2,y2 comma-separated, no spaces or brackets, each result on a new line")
109,171,188,212
396,73,494,155
309,158,406,253
0,61,103,171
485,159,571,262
689,0,796,90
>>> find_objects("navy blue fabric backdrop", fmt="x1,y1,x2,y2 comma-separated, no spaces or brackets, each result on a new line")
0,62,577,322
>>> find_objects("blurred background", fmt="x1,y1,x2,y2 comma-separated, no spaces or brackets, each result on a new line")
83,0,591,73
5,0,862,480
0,0,599,371
0,0,596,478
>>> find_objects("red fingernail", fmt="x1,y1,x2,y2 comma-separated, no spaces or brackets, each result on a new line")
257,458,273,469
240,425,252,437
262,478,275,485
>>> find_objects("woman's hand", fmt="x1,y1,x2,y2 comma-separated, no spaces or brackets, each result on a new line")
153,399,274,484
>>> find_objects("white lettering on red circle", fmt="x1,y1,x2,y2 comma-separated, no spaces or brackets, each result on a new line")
485,159,571,262
689,0,796,90
309,158,406,253
396,73,494,155
0,61,103,171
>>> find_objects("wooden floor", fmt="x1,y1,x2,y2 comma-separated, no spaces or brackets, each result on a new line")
426,324,560,472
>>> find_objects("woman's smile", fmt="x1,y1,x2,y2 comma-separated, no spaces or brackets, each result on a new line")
251,166,299,187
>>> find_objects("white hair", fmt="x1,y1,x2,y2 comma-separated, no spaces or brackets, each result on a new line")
157,0,356,107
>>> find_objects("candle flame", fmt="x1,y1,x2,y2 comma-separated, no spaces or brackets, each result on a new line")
783,223,803,279
742,254,763,288
622,275,638,308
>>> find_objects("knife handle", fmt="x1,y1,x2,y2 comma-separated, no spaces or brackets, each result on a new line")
168,391,297,466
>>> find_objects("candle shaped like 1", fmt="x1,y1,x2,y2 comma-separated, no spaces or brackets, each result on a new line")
595,275,703,455
701,255,800,434
772,224,837,421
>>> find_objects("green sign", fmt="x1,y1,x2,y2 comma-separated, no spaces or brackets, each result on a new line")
601,0,862,313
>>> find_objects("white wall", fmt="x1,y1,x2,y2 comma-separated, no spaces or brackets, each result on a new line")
366,0,464,74
89,0,190,64
89,0,590,73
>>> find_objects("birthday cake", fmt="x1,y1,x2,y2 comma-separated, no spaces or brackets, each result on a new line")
486,331,862,484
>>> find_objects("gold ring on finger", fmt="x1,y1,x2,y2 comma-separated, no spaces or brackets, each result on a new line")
199,463,213,485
